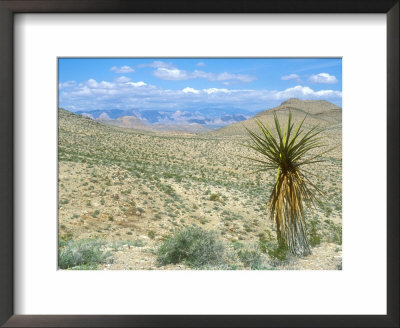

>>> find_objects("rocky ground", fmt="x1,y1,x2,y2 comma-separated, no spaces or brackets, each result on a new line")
58,105,342,271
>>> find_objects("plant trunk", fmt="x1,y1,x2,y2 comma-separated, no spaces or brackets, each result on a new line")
276,225,286,249
276,217,311,257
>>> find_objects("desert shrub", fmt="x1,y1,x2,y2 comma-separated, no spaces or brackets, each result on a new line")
58,239,112,269
132,239,145,247
59,233,73,244
259,232,288,261
309,218,321,247
266,244,289,261
156,226,226,268
309,233,321,247
325,220,342,244
209,193,220,201
237,245,265,269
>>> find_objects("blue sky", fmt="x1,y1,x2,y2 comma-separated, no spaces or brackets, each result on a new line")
58,58,342,113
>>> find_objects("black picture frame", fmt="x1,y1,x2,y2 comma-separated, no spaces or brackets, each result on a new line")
0,1,398,327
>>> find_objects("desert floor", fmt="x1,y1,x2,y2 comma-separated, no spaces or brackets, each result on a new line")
58,108,342,270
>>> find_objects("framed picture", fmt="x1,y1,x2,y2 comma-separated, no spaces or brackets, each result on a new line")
58,56,344,271
0,0,398,327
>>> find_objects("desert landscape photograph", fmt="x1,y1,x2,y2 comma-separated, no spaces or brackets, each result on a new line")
58,58,342,270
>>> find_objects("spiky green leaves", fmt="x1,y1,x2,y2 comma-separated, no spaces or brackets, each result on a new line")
244,112,327,173
243,111,330,256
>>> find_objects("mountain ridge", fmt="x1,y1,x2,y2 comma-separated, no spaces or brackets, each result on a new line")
207,98,342,137
66,98,341,135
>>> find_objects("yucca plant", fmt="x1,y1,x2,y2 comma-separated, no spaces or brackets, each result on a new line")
243,112,330,257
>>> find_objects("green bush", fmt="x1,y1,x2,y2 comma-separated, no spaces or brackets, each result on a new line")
58,239,112,269
237,245,264,269
324,219,342,245
156,226,227,268
209,193,220,201
259,233,288,261
309,218,321,247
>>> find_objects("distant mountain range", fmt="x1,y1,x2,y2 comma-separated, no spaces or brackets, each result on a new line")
209,98,342,137
76,107,250,131
71,99,341,134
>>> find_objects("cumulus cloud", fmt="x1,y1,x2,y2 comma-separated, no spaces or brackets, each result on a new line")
308,73,338,84
281,74,300,81
154,67,188,80
171,110,189,120
153,66,256,83
110,65,135,74
210,72,255,83
115,76,131,83
59,81,76,89
136,60,257,84
59,77,341,112
272,85,342,100
86,79,114,89
203,88,230,94
126,81,147,87
182,87,200,94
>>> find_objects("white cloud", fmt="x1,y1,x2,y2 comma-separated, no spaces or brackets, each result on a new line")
171,110,189,120
308,73,338,84
86,79,114,89
110,65,135,74
139,61,256,86
72,86,92,96
281,74,300,81
115,76,131,83
86,79,98,88
313,89,343,97
182,87,200,94
126,81,147,87
273,85,341,100
153,66,256,83
154,67,189,80
203,88,230,94
59,80,76,89
211,72,255,83
191,70,256,83
60,78,341,113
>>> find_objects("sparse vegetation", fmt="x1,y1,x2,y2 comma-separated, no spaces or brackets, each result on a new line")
258,232,288,261
58,98,342,270
237,244,268,270
309,218,322,247
58,239,112,269
156,226,227,268
209,193,220,201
